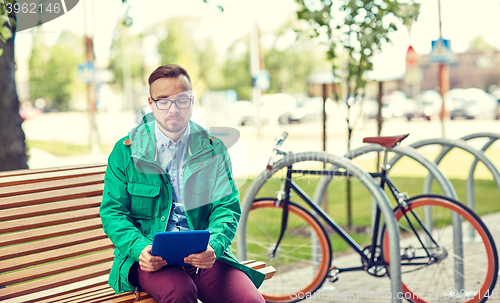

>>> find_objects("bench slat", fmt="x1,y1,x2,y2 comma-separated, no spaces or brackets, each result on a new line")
0,174,104,198
32,286,112,303
0,165,106,186
0,207,100,234
5,275,110,303
101,292,156,303
260,266,277,280
0,262,112,301
0,250,113,286
0,163,106,178
0,183,103,210
0,238,114,273
0,217,102,247
0,229,107,261
0,196,102,222
57,288,117,303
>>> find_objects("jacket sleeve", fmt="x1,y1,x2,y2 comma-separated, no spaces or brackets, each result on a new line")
206,144,241,260
99,142,152,262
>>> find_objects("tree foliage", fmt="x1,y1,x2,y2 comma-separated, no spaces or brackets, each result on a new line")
296,0,419,95
468,35,497,52
108,20,145,91
29,30,84,110
216,40,252,100
264,23,329,95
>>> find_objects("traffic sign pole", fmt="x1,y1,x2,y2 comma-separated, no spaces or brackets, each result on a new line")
437,0,448,138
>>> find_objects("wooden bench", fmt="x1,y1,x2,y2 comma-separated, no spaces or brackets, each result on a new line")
0,164,275,303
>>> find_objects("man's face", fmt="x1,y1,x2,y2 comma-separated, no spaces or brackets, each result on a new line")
149,76,193,135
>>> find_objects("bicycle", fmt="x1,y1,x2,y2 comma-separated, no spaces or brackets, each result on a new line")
236,132,498,303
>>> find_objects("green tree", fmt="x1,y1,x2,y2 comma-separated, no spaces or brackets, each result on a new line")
468,35,497,52
296,0,420,228
217,40,252,100
264,23,330,95
108,20,145,91
29,29,84,111
154,17,223,98
157,17,200,85
0,0,28,171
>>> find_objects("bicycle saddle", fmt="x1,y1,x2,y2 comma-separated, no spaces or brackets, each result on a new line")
362,134,409,148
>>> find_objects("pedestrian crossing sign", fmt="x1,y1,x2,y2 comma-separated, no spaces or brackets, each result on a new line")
430,38,453,63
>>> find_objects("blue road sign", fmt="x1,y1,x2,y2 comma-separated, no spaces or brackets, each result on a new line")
253,71,270,91
430,38,453,63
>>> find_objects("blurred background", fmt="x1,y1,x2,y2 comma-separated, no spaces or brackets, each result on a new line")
1,0,500,179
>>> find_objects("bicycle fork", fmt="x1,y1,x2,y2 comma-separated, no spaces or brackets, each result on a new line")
269,165,294,258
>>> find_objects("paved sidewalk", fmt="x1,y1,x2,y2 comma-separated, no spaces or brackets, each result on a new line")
294,212,500,303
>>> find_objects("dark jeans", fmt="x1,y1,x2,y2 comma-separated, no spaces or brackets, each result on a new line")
129,260,265,303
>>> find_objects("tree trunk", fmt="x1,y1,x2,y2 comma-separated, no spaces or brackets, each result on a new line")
0,10,28,172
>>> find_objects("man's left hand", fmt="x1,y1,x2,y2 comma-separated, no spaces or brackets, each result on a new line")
184,244,216,269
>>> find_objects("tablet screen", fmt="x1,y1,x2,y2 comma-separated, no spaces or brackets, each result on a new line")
151,230,210,266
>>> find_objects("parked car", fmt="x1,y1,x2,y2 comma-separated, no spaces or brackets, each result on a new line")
296,97,336,122
380,91,414,119
230,101,256,126
496,99,500,120
446,88,497,120
260,93,299,125
409,90,443,121
492,89,500,120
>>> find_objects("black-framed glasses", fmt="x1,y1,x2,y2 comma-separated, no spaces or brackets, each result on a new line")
150,95,193,110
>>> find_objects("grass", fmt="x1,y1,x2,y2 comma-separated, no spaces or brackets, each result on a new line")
27,140,113,157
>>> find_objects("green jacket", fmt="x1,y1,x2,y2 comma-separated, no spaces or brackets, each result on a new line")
99,113,265,294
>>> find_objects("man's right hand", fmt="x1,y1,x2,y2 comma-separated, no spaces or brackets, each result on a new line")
139,245,167,272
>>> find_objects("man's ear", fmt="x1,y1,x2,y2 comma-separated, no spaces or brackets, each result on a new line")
148,97,153,105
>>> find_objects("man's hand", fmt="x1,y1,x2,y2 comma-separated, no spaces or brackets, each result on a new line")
139,245,167,272
184,244,216,269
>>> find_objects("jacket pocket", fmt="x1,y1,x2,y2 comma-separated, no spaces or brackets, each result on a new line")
127,182,160,219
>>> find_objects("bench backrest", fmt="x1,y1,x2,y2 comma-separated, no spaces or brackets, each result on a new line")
0,164,112,302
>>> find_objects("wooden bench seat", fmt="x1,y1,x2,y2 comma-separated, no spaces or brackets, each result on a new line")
0,164,275,302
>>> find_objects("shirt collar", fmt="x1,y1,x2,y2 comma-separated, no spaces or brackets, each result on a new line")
154,122,190,148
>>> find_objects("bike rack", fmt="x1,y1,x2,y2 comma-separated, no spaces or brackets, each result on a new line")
459,133,500,225
313,144,463,294
236,151,404,303
386,136,500,292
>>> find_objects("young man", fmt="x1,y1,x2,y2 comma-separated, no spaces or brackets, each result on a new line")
100,64,265,303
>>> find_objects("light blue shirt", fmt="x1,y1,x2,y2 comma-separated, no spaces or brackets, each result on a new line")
155,122,191,231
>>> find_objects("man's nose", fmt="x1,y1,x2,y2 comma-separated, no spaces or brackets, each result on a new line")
169,102,181,112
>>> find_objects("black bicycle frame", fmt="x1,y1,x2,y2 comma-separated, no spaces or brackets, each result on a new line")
274,165,438,273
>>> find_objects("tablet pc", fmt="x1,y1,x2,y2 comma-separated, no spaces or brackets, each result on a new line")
151,230,210,266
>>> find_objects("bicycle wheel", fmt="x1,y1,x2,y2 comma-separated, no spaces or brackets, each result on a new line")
381,194,498,303
245,198,332,303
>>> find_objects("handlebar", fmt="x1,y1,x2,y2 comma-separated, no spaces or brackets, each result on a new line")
266,132,288,170
276,132,288,147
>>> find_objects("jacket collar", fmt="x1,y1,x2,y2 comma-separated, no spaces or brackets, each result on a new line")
129,113,214,164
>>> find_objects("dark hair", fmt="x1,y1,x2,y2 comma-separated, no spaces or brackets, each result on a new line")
148,64,192,92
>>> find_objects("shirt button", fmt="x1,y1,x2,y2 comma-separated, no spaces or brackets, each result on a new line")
172,178,175,182
161,216,166,222
174,155,176,159
174,210,178,214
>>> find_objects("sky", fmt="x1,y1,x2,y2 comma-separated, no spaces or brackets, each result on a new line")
13,0,500,81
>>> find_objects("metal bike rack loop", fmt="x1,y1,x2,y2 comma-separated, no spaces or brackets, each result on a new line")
387,137,500,291
236,151,404,303
388,137,500,202
313,144,463,293
459,133,500,218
